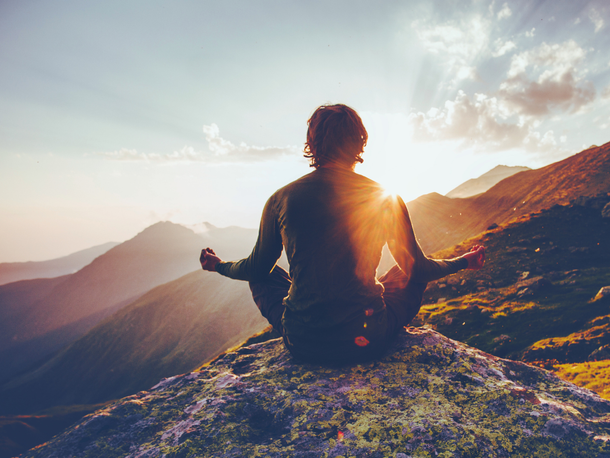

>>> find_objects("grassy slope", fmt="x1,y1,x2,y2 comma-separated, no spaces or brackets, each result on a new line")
414,198,610,398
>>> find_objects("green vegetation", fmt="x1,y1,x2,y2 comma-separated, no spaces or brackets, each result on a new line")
415,199,610,396
555,360,610,400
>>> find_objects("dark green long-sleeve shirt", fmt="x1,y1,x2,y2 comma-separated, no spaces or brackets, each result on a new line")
216,167,466,353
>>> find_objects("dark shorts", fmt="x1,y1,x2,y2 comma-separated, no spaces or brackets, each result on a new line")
249,265,427,364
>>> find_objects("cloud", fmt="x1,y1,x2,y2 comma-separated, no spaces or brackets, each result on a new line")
525,28,535,38
497,3,512,20
492,39,516,57
99,148,149,161
97,124,299,163
413,16,490,83
588,8,604,32
498,40,595,116
201,124,298,162
408,90,564,155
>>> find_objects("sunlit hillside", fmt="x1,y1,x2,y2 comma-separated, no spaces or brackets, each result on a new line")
409,142,610,254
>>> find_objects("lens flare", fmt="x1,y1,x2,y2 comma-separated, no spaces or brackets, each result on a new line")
355,336,370,347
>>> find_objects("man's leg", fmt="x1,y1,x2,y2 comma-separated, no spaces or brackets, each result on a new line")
379,265,428,336
249,265,291,336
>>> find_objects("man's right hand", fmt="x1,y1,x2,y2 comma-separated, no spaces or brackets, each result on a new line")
200,248,221,272
463,245,485,270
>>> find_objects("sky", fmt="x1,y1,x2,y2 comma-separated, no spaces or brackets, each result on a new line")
1,0,609,262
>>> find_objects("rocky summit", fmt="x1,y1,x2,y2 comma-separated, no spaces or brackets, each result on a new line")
25,328,610,458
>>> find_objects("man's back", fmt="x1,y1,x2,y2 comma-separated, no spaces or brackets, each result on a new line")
274,167,390,337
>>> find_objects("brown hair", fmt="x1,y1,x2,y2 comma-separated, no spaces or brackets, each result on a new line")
303,104,368,169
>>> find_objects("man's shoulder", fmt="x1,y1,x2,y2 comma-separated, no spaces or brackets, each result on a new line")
271,168,385,199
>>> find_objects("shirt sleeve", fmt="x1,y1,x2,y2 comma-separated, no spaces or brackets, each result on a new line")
215,194,283,282
387,195,467,283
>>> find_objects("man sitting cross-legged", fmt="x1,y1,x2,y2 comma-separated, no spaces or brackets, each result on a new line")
200,103,485,365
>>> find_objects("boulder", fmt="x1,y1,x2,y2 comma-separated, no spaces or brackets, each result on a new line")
23,328,610,458
594,286,610,302
589,344,610,362
603,202,610,219
517,276,553,292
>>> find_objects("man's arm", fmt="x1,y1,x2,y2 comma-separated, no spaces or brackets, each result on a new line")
201,195,283,281
387,195,484,283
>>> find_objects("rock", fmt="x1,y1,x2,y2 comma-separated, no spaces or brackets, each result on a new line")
603,202,610,218
447,277,460,286
589,344,610,362
593,286,610,302
517,276,553,292
22,328,610,457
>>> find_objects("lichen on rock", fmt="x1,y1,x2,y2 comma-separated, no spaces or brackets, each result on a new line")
24,328,610,457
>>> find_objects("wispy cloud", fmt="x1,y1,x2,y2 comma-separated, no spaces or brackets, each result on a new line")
201,123,299,162
492,39,516,57
412,16,490,84
97,124,299,163
497,3,512,20
588,8,604,32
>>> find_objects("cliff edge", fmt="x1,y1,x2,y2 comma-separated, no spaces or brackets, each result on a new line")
25,328,610,457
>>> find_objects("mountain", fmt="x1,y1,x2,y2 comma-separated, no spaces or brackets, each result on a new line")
0,221,251,383
0,270,267,416
20,328,610,457
0,242,120,286
445,165,530,198
409,141,610,254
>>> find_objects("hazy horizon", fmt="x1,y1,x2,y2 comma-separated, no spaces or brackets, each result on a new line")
2,0,609,262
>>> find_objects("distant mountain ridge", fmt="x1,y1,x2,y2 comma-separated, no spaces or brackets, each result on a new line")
0,270,267,415
0,222,257,383
445,165,530,198
0,242,119,286
409,141,610,254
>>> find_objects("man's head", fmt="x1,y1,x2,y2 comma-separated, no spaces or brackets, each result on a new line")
304,104,368,169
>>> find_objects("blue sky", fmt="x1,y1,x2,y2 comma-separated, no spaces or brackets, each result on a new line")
1,0,609,262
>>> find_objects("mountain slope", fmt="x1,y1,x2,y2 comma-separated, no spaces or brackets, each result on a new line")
445,165,530,198
0,242,119,286
409,141,610,253
0,270,267,415
414,194,610,399
0,222,208,382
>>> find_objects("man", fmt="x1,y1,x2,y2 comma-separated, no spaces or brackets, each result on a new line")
201,104,485,364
